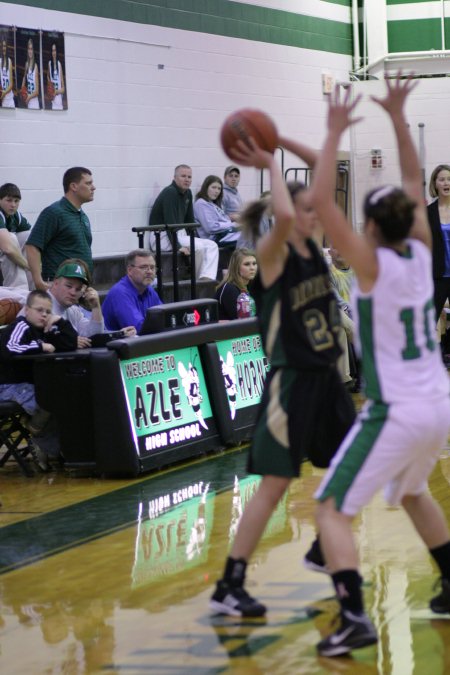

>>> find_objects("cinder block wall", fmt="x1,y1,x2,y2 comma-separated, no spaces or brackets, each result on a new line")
1,1,352,257
350,77,450,230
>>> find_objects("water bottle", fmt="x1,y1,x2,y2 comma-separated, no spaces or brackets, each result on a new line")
236,290,251,318
248,294,256,317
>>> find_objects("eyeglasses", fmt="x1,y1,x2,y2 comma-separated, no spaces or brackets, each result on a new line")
130,264,156,272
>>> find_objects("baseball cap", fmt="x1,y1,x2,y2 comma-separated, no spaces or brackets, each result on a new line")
224,165,240,176
55,263,89,284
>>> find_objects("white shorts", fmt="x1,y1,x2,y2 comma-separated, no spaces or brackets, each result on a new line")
315,396,450,516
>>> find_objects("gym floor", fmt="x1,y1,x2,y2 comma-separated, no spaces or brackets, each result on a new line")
1,435,450,674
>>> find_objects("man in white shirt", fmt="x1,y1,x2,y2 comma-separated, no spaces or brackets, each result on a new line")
48,261,105,348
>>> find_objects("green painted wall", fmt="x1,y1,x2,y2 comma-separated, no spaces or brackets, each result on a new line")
387,0,434,5
4,0,353,55
388,19,448,53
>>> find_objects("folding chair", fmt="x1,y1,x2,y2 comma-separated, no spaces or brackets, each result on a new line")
0,400,36,476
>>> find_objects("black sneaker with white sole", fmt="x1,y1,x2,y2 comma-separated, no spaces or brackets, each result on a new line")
303,537,329,575
317,609,378,657
209,580,266,617
430,577,450,614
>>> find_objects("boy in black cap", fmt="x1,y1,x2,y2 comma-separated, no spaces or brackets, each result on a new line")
222,166,244,222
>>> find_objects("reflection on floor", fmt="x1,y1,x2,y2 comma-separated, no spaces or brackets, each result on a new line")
1,443,450,674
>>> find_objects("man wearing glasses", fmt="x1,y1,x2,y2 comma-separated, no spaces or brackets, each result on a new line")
102,249,162,333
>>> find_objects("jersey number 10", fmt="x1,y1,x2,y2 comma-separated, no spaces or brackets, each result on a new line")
399,299,436,360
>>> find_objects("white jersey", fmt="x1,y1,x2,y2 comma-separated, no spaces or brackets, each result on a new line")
352,239,449,403
0,57,15,108
26,65,39,109
48,60,63,110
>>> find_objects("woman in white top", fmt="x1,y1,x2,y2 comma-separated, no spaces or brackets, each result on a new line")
0,37,15,108
21,38,40,109
194,175,240,247
47,43,65,110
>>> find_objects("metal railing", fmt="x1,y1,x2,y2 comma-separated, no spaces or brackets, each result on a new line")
131,223,200,301
284,161,350,215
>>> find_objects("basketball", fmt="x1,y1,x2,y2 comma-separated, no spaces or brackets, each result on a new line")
46,81,55,100
220,108,279,160
20,85,28,103
0,299,22,326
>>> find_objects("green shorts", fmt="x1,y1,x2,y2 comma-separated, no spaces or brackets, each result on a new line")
247,366,355,478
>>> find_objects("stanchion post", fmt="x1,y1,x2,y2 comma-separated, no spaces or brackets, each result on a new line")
189,227,197,299
171,228,179,302
155,230,163,299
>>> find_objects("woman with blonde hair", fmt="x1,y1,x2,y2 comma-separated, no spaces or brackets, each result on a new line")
215,247,257,320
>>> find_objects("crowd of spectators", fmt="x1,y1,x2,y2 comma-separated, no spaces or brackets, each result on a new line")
5,157,448,471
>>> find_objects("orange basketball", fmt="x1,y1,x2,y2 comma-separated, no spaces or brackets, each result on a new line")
0,299,22,325
46,81,55,101
220,108,279,160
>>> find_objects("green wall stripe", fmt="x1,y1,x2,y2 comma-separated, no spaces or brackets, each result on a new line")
387,0,434,5
388,18,449,52
5,0,352,55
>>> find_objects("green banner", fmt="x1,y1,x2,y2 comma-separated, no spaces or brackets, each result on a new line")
120,346,214,455
216,334,269,417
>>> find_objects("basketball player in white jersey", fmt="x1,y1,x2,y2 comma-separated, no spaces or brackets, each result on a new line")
47,43,65,111
0,36,15,108
21,38,40,109
310,74,450,657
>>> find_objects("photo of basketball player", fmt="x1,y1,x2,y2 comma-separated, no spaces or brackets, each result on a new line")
42,31,67,111
16,28,41,110
0,26,16,109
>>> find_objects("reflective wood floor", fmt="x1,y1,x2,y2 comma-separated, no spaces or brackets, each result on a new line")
1,436,450,674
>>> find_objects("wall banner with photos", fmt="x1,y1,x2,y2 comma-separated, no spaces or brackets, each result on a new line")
0,25,68,110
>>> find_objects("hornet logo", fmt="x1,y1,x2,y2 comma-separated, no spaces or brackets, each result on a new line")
178,361,208,430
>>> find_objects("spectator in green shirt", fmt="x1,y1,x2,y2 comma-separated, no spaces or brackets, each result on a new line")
0,182,31,295
25,167,95,291
149,164,219,280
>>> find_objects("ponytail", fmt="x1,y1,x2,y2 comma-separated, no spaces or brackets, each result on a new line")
238,194,272,244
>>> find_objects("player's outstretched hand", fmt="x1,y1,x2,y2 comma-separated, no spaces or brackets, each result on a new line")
327,85,362,136
228,137,273,170
371,71,418,117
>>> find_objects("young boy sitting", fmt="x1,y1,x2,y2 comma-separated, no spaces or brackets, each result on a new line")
0,289,77,469
0,183,31,297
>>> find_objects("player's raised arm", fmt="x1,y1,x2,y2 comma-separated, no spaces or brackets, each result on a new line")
371,73,429,247
308,87,378,285
278,136,318,169
229,138,295,287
